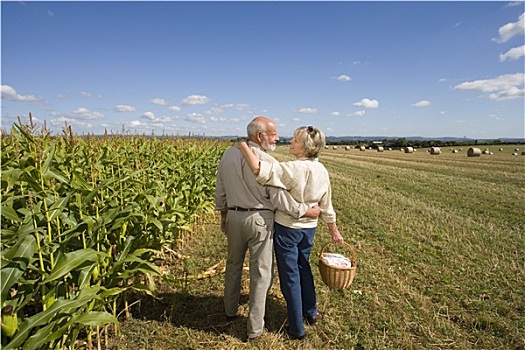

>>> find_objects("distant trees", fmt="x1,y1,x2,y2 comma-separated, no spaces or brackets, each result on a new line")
319,138,522,149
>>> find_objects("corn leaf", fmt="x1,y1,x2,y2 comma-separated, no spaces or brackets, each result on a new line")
3,286,103,350
0,205,22,223
45,249,105,283
1,234,37,304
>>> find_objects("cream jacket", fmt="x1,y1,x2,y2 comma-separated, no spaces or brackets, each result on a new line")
254,148,337,229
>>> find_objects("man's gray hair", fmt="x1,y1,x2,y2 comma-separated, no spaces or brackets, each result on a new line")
247,118,268,138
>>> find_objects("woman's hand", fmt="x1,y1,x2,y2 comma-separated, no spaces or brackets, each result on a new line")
327,222,344,245
236,139,248,149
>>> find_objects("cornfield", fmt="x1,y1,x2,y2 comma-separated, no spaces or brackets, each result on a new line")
1,117,228,349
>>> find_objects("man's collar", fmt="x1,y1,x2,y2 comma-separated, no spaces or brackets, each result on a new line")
247,140,266,152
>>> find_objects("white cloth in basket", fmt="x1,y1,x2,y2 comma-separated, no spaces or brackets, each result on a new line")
321,253,352,268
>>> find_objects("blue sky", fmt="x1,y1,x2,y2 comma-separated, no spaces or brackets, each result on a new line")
2,1,524,138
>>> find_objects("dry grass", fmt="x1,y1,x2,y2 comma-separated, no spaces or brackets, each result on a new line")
106,144,525,350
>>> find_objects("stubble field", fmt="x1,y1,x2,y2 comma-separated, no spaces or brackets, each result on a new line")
109,144,525,350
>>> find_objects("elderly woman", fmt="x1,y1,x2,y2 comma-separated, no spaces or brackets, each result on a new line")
238,126,344,340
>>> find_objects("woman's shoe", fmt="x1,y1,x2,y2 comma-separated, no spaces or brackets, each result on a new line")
286,330,306,340
305,313,323,325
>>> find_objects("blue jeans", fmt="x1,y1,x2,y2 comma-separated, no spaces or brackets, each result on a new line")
274,223,318,337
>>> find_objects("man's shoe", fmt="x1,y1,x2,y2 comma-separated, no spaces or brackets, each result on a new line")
305,313,323,325
247,335,261,342
225,314,238,321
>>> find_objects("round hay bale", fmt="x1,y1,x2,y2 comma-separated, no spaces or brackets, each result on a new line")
359,146,366,151
388,147,392,151
515,148,520,151
482,150,490,154
430,147,442,155
325,145,329,149
499,148,503,151
345,146,351,150
512,152,518,156
404,147,414,153
332,146,338,150
467,147,481,157
377,146,384,152
521,151,525,156
452,150,459,153
459,148,463,151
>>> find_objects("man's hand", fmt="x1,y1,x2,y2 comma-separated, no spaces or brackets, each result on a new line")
304,204,321,218
220,211,228,233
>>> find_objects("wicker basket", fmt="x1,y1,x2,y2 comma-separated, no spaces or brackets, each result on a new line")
318,242,357,289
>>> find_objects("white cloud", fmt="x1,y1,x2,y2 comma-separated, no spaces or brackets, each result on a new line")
169,106,181,112
492,12,524,43
142,112,155,120
454,73,525,101
72,107,104,119
182,94,209,105
1,85,41,103
114,104,136,112
354,98,379,109
50,116,92,128
336,75,352,81
205,107,224,115
151,98,167,105
488,86,524,100
80,91,92,98
330,112,341,117
298,107,317,114
499,45,525,61
130,120,142,127
348,110,365,117
222,103,250,110
411,100,431,107
185,113,206,124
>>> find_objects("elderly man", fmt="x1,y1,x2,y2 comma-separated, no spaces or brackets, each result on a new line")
215,116,319,342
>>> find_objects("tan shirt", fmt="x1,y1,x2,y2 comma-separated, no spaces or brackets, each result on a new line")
256,152,337,229
215,141,308,218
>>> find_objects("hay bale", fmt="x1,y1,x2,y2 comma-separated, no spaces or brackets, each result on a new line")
345,146,351,150
377,146,384,152
482,150,490,154
325,145,329,149
512,152,518,156
388,147,392,151
499,148,503,151
467,147,481,157
430,147,441,155
515,148,520,151
333,146,338,150
359,146,366,151
404,147,414,153
452,150,459,153
521,151,525,156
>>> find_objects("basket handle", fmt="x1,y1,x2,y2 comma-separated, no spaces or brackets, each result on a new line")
319,241,356,265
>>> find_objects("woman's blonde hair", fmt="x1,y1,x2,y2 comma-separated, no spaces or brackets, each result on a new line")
294,126,326,159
